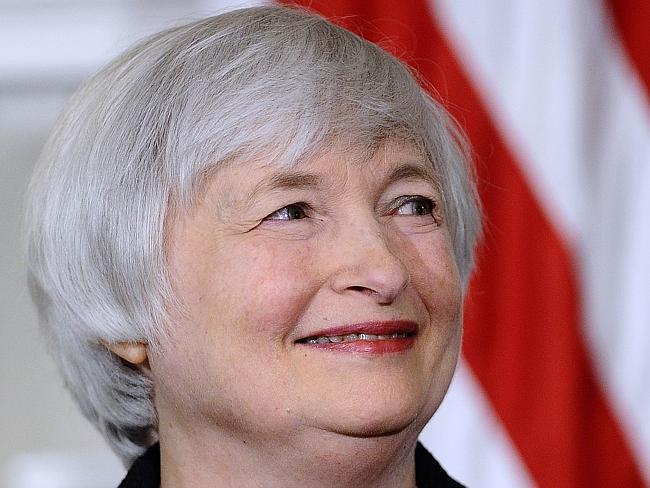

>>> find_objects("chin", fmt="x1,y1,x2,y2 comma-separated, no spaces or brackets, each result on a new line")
330,415,419,439
313,389,429,440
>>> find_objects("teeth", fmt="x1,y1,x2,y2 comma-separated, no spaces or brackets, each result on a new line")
304,332,410,344
358,333,377,340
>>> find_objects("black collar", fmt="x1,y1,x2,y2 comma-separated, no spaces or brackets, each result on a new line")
119,441,464,487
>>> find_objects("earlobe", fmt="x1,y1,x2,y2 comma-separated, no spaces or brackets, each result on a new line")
103,341,149,365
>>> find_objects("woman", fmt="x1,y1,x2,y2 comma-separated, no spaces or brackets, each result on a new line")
25,5,480,487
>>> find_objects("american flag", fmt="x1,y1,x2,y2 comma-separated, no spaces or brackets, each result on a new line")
281,1,650,486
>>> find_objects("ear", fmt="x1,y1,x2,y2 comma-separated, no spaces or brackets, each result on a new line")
103,341,149,365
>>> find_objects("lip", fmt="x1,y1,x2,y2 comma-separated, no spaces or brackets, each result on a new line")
295,320,418,355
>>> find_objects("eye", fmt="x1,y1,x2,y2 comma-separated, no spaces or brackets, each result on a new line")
393,196,436,217
264,203,310,221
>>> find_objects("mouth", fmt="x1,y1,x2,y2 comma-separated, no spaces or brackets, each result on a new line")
296,320,418,355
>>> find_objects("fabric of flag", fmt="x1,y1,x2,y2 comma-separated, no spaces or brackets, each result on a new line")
280,1,650,486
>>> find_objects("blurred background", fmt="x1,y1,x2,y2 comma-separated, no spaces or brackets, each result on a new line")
2,1,649,487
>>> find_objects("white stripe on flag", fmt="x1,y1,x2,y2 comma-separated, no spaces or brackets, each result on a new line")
431,0,587,244
421,360,535,487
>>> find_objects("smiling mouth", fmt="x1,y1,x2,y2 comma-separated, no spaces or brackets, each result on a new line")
298,332,413,344
295,320,418,354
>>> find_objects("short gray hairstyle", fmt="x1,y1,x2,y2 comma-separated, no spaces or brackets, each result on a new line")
24,5,481,466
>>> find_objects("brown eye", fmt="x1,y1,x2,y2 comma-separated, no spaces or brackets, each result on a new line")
394,196,435,216
265,203,309,221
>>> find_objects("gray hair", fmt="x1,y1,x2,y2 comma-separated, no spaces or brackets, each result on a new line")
24,5,481,466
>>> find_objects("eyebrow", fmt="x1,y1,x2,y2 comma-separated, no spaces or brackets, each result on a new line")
264,171,322,191
384,163,440,189
240,162,440,209
240,170,323,208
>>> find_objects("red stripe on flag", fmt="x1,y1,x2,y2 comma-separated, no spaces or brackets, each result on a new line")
282,1,646,486
606,0,650,101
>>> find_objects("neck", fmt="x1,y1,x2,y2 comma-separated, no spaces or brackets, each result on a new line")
158,421,419,488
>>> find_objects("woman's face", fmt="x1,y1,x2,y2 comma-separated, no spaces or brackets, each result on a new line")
153,139,463,447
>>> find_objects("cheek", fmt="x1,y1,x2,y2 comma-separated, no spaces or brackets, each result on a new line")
205,238,322,339
407,232,463,326
153,239,322,414
421,261,462,322
405,235,463,413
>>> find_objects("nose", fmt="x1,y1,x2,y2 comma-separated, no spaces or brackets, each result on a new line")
328,226,411,305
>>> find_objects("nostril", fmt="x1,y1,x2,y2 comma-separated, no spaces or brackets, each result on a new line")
348,285,375,296
347,285,400,305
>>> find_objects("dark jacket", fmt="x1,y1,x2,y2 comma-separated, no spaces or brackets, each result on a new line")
119,441,465,487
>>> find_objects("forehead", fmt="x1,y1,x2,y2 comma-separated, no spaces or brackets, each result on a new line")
229,138,434,189
192,138,441,216
298,139,425,171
